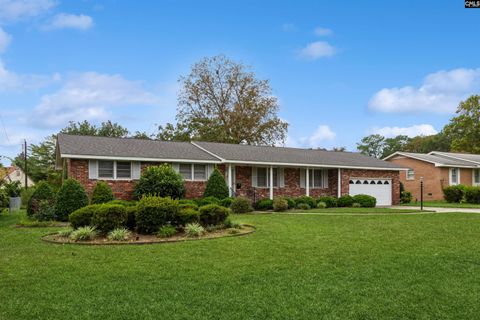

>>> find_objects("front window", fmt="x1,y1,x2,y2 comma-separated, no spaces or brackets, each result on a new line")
116,161,131,179
474,169,480,185
98,161,114,179
194,164,206,180
179,164,192,180
302,169,328,188
175,163,209,181
255,167,279,188
450,168,459,185
98,161,131,179
406,169,415,180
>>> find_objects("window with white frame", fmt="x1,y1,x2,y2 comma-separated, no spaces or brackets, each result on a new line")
450,168,459,185
177,163,208,181
179,164,192,180
474,169,480,185
406,169,415,180
98,160,131,179
254,167,280,188
301,169,328,188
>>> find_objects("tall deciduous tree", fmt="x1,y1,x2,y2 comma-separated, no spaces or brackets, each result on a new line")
443,95,480,153
160,55,288,145
60,120,129,137
357,134,385,158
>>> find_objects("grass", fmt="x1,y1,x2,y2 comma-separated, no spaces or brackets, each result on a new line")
2,209,480,319
290,207,423,214
400,200,480,208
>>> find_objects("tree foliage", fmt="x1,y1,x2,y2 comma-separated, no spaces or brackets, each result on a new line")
55,179,89,221
133,165,185,199
60,120,130,137
203,168,229,199
159,55,288,145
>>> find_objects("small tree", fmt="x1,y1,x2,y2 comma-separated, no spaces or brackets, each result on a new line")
55,179,89,221
133,164,185,199
203,168,229,199
27,181,55,217
91,181,114,204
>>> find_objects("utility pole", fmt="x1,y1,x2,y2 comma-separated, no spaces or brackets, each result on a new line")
24,139,28,189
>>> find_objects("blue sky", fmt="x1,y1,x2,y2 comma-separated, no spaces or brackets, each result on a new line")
1,0,479,164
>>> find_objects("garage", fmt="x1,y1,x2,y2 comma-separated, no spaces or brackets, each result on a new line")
349,178,392,206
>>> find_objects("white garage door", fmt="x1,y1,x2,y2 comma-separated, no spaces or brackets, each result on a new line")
348,178,392,206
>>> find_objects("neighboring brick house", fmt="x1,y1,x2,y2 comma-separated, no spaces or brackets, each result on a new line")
385,151,480,201
56,134,406,205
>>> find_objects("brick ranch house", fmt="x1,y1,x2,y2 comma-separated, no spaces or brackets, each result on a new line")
385,151,480,201
55,134,406,205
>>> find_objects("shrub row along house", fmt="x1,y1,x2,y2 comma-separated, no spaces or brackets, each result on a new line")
55,134,406,205
385,151,480,201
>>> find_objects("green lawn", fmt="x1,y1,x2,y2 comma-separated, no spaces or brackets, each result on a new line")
290,207,423,214
400,200,480,208
2,210,480,319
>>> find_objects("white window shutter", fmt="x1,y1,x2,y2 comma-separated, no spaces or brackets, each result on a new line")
300,169,305,188
88,160,98,179
132,162,141,180
279,168,285,188
252,167,257,187
172,163,179,172
323,169,329,188
207,164,214,177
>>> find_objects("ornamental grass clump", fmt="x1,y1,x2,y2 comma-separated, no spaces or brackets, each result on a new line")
157,225,177,238
57,228,73,238
184,223,205,237
107,228,131,241
70,226,97,241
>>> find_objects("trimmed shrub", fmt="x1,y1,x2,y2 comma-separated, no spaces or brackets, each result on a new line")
177,208,200,225
133,164,185,200
157,225,177,238
91,181,114,204
69,204,101,229
21,186,36,207
317,201,327,209
465,186,480,204
184,223,205,237
230,197,253,213
256,198,273,210
179,199,197,205
337,195,354,207
198,204,230,226
108,199,137,207
92,204,127,233
0,189,8,208
33,200,56,221
296,203,311,210
295,196,316,208
108,228,131,241
219,197,234,208
179,202,199,211
400,191,413,204
273,197,289,212
70,226,97,241
27,181,55,217
55,179,89,221
352,202,362,208
203,168,229,199
125,206,137,230
136,196,180,234
318,196,337,208
195,196,220,207
284,197,296,209
443,185,465,203
352,194,376,208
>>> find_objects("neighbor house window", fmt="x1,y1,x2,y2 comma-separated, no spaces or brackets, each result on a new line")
98,160,131,179
177,163,209,181
450,168,460,185
301,169,328,188
474,169,480,185
406,169,415,180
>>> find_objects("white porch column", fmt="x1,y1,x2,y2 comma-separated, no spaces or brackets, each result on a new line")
337,168,342,198
269,166,274,200
228,164,233,197
306,167,310,197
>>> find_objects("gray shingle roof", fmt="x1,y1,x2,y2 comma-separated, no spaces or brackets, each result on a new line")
390,152,479,167
430,152,480,165
57,134,220,162
194,141,404,169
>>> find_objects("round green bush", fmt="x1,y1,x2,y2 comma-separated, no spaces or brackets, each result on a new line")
256,198,273,210
230,197,253,213
179,202,199,211
203,168,229,199
219,197,234,208
296,203,311,210
195,196,220,207
33,200,56,221
465,187,480,204
177,208,200,226
294,196,316,208
273,197,288,212
108,199,137,207
317,196,337,208
27,181,55,217
133,164,185,200
337,195,354,207
400,191,413,204
55,179,88,221
198,204,230,226
316,201,327,209
443,185,465,203
69,204,101,229
91,181,114,204
284,197,296,209
352,194,376,207
92,204,127,233
125,205,137,230
136,196,180,234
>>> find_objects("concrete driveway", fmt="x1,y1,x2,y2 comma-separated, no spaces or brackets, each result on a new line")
391,205,480,213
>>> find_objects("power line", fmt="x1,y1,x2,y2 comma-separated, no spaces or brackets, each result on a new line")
0,113,10,144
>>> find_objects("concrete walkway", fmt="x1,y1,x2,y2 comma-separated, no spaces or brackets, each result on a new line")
390,205,480,213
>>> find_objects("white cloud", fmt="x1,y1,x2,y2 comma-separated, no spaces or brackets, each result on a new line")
31,72,161,128
47,13,94,30
314,27,332,36
371,124,438,138
0,59,58,92
0,0,55,21
0,27,12,53
368,68,480,114
298,41,336,60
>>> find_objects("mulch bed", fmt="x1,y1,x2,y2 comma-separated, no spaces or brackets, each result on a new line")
42,224,255,245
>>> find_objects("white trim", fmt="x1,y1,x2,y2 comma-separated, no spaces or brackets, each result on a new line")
473,169,480,186
337,168,341,197
306,167,310,197
228,164,233,197
190,142,225,161
62,154,221,164
406,169,415,180
429,151,480,165
269,166,274,200
449,167,460,185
